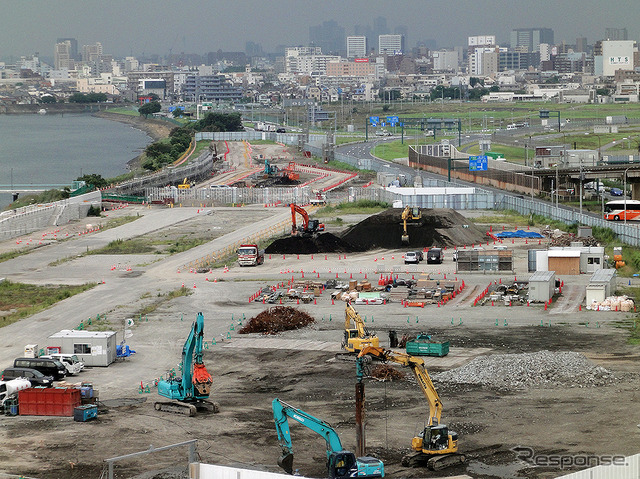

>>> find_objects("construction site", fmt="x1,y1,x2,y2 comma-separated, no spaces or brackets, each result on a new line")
1,138,639,479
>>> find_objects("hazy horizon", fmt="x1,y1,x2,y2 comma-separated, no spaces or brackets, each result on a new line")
2,0,639,59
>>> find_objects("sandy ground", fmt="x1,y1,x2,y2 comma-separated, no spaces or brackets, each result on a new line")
0,206,639,479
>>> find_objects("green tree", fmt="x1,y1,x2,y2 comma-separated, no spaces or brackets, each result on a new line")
596,88,610,96
193,112,243,132
171,107,183,118
76,174,108,189
145,141,172,158
39,95,56,104
138,101,161,118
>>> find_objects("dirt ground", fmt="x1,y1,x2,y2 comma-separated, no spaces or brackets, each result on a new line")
1,207,640,479
2,325,638,479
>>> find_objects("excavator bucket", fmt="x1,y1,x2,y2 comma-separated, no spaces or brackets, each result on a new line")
401,233,410,244
278,452,294,474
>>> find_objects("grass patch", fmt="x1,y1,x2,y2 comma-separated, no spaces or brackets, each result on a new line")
0,280,96,328
89,238,155,255
371,141,410,161
103,215,141,229
0,248,35,264
138,287,193,316
316,200,391,217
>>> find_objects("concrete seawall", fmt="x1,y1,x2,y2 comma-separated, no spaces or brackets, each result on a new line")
0,191,101,240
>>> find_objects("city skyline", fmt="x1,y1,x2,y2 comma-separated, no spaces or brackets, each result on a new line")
2,0,640,60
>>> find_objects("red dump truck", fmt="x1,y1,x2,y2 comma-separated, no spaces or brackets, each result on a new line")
237,244,265,266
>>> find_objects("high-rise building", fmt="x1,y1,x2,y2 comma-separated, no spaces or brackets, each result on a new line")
56,37,78,60
378,34,404,55
82,42,103,63
605,28,628,41
309,20,345,55
468,36,496,75
394,25,409,51
54,40,75,70
510,28,554,53
601,40,637,76
346,36,367,59
575,37,588,53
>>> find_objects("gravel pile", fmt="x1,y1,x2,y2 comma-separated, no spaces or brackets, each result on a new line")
434,351,615,390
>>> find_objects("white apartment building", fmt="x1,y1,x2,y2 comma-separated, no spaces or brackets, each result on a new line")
378,35,404,55
601,40,637,76
287,54,340,75
346,36,367,58
469,47,498,75
432,50,459,71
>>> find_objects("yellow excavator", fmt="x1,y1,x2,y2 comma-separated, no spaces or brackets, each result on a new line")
357,346,465,470
401,206,422,244
342,302,380,353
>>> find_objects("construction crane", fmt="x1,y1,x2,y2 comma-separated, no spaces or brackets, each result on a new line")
272,398,384,478
401,206,422,244
342,302,380,353
155,312,219,416
290,203,324,237
357,346,465,470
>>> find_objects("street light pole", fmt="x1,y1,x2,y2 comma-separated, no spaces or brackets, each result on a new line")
624,167,630,225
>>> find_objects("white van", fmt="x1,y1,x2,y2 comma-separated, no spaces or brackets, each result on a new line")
41,353,84,375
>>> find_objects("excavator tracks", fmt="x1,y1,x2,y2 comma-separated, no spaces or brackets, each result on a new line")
154,400,220,417
401,452,466,470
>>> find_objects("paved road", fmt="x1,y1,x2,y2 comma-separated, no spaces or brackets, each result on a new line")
0,205,290,371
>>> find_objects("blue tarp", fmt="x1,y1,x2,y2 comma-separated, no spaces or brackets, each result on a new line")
495,230,544,239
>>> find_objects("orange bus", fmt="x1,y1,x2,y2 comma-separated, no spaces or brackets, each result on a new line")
604,200,640,221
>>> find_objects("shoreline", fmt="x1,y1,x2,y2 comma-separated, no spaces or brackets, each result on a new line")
92,111,173,169
92,110,173,142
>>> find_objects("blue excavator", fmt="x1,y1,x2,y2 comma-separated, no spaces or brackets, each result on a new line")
154,312,219,416
272,398,384,478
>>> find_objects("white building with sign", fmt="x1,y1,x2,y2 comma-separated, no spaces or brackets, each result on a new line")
601,40,637,76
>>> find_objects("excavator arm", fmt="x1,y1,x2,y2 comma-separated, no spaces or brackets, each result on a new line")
272,398,345,474
155,313,215,415
357,346,441,425
400,206,422,245
343,302,379,353
290,203,310,235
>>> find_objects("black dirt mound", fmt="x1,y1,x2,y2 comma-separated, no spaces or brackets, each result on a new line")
265,233,359,254
340,208,486,249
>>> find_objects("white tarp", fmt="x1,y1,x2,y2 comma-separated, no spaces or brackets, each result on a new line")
189,463,308,479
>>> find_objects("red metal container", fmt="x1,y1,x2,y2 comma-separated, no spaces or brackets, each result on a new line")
18,387,81,416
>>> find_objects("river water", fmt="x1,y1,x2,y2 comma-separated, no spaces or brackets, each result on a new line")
0,113,152,209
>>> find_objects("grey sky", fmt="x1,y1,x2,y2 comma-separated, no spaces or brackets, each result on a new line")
2,0,639,58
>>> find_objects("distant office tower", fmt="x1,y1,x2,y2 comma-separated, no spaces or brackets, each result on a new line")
372,16,389,39
575,37,588,52
510,28,554,52
605,28,628,41
245,41,263,57
82,42,103,63
309,20,345,55
379,34,404,55
468,35,496,75
56,37,78,60
347,36,367,58
394,25,409,51
54,40,75,70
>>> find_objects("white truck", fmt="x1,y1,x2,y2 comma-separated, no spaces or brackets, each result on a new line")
237,244,265,266
41,354,84,375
